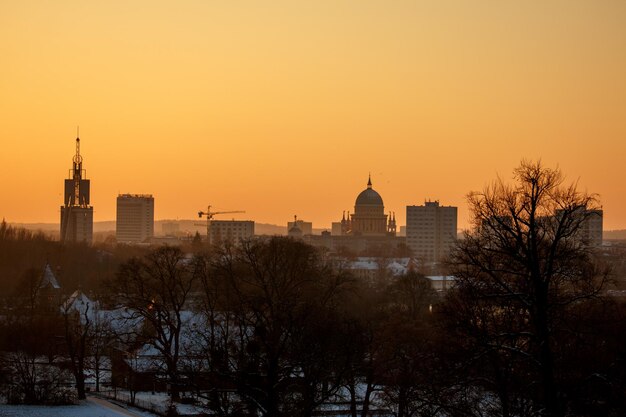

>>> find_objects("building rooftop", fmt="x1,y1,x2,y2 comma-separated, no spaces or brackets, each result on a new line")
40,263,61,289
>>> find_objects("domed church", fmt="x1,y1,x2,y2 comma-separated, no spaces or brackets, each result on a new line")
340,175,396,236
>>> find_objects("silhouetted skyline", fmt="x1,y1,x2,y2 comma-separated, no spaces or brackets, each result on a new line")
1,2,625,230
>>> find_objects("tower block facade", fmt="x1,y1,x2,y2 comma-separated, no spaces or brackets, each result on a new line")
60,136,93,244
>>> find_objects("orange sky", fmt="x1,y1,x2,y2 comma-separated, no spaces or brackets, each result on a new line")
1,1,625,230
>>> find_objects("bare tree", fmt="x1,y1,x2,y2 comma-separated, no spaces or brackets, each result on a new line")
61,292,113,397
13,268,42,313
448,160,609,417
0,307,67,404
89,304,113,392
110,246,197,401
211,237,352,417
188,249,239,415
62,299,91,400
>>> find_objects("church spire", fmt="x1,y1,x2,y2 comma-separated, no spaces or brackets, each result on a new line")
367,173,372,189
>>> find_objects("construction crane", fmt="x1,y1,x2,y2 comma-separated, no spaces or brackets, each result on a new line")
198,205,245,245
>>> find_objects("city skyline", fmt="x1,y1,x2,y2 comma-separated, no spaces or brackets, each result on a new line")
1,1,625,230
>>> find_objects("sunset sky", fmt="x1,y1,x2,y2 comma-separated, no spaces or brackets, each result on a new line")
1,1,625,230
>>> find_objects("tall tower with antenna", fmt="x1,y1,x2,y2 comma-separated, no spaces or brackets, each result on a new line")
60,133,93,244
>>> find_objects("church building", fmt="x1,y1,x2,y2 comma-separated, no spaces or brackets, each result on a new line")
295,175,404,255
340,175,396,236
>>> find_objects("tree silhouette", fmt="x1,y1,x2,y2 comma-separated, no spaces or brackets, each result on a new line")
211,237,353,417
448,160,609,417
110,246,197,401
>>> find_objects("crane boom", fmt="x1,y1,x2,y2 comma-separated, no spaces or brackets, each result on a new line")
197,205,246,245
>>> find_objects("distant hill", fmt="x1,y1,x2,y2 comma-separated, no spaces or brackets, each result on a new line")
158,219,289,236
10,220,295,237
604,230,626,240
10,222,59,232
12,221,625,240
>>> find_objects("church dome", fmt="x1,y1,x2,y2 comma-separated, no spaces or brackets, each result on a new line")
355,188,383,206
355,175,384,207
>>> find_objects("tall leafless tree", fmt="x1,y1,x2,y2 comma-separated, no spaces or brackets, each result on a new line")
111,246,197,401
448,160,609,417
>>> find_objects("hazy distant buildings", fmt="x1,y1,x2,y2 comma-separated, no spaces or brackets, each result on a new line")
406,201,457,263
556,206,603,247
288,217,312,237
211,220,254,244
116,194,154,243
305,176,404,254
584,209,603,247
161,221,181,236
60,136,93,244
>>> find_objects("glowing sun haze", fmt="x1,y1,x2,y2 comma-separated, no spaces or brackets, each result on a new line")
1,1,625,230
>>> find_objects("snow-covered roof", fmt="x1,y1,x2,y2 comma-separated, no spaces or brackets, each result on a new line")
348,259,378,270
387,261,409,275
426,275,456,282
40,263,61,289
61,290,96,316
352,256,412,265
125,356,163,373
103,307,144,333
344,257,413,275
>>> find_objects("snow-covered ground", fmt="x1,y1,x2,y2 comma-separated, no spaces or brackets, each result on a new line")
0,397,158,417
98,390,206,416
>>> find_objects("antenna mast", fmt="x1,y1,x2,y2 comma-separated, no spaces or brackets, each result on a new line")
72,134,83,206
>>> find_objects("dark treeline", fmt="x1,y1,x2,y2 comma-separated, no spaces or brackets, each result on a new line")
103,240,442,417
0,220,149,296
2,236,624,416
1,161,626,416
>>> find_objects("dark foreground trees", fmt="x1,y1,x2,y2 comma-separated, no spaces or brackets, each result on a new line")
202,239,441,417
206,237,356,417
447,160,610,417
109,246,197,401
6,160,622,414
62,300,91,400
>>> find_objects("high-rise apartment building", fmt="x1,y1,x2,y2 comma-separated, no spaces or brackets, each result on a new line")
584,209,603,247
116,194,154,243
556,206,603,248
60,136,93,244
406,201,457,263
331,222,343,236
